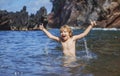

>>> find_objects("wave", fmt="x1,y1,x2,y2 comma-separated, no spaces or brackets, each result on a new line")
92,28,120,31
70,27,120,31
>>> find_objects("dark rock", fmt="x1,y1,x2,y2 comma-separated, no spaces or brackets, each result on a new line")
0,6,48,30
49,0,120,28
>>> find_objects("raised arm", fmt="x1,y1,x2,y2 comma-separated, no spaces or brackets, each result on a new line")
73,20,96,40
39,24,60,41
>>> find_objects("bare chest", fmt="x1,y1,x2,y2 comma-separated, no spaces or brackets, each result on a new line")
61,39,76,50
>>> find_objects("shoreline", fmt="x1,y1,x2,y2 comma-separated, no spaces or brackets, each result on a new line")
0,27,120,31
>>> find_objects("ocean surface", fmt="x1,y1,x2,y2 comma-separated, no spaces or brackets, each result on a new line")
0,28,120,76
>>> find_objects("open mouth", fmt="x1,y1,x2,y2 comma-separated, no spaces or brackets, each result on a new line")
62,35,66,38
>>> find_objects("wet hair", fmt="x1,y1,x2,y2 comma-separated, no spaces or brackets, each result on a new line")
60,25,73,37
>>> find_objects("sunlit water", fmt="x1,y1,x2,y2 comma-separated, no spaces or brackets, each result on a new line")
0,29,120,76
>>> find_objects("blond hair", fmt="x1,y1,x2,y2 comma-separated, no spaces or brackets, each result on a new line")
60,25,73,37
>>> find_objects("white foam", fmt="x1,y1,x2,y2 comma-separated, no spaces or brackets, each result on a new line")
92,28,120,31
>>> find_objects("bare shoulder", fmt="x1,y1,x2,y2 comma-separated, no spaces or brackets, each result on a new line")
72,34,84,40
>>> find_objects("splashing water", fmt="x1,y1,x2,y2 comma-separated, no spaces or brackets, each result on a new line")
83,38,92,59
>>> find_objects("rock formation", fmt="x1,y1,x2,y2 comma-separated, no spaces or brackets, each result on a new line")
0,6,48,30
0,0,120,30
48,0,120,28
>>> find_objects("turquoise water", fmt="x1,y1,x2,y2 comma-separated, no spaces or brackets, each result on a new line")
0,29,120,76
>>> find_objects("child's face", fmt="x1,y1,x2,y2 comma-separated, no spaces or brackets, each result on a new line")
60,28,70,41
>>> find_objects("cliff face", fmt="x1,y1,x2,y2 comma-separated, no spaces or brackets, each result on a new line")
48,0,120,28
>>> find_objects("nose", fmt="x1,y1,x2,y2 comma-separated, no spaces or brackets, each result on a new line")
61,32,65,35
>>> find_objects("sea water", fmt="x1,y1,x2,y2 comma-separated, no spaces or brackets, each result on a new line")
0,29,120,76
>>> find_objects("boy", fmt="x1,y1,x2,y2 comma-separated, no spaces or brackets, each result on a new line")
39,21,96,57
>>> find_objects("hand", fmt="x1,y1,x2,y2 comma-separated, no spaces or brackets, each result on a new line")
90,20,97,27
39,23,45,30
